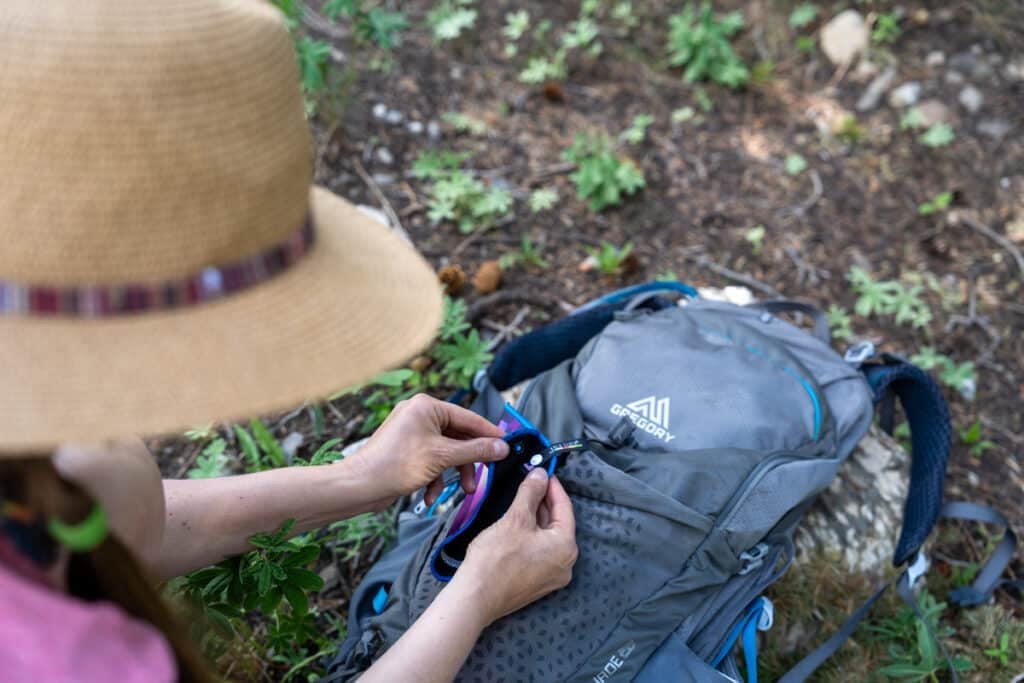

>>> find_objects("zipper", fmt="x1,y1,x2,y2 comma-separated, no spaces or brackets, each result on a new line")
713,452,810,533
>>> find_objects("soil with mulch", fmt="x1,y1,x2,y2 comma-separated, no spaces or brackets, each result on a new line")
159,0,1024,678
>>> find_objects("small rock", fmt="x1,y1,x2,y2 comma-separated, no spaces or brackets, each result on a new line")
851,58,879,81
925,51,945,67
438,265,466,296
966,471,980,488
427,120,442,140
1006,217,1024,243
384,110,403,125
978,118,1012,141
856,66,896,111
372,103,388,120
407,120,424,135
472,260,502,295
950,51,994,80
887,81,921,108
371,173,395,186
916,99,952,126
958,85,984,114
820,10,869,66
281,432,304,459
375,147,394,165
1005,58,1024,81
944,70,965,86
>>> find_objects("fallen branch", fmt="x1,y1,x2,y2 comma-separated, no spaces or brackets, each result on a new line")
682,251,782,297
483,306,532,351
467,289,560,324
958,213,1024,279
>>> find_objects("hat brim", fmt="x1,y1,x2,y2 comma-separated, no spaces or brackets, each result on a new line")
0,187,443,452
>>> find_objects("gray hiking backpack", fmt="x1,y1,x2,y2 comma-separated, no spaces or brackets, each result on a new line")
328,282,1018,682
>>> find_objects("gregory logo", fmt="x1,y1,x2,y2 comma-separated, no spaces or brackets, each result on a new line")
609,396,676,443
592,641,637,682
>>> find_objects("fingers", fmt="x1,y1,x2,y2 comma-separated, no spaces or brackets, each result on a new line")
444,436,509,468
544,476,575,537
509,468,549,520
424,476,445,506
432,399,505,439
458,463,478,494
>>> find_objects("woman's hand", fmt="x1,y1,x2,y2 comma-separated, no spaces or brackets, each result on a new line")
346,394,510,505
452,468,578,626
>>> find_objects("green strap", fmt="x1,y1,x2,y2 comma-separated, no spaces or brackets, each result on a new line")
47,504,108,552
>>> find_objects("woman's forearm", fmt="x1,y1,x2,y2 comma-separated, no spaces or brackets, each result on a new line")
359,573,492,683
156,457,390,578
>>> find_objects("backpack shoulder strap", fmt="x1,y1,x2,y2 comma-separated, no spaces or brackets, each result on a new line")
860,353,952,566
486,281,695,391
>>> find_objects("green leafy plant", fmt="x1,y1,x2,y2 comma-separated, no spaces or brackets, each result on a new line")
322,0,408,49
960,421,996,458
185,423,217,442
848,267,932,328
789,3,819,29
920,123,955,148
562,17,602,55
528,188,558,213
587,241,635,276
910,347,977,396
666,2,748,88
983,632,1013,668
563,132,645,212
784,153,808,176
872,12,902,44
836,115,865,144
427,0,477,42
502,9,530,56
499,234,551,270
232,419,287,472
900,107,927,130
434,329,492,385
827,305,853,341
414,151,512,233
744,225,766,255
188,438,228,479
672,106,697,124
868,590,973,681
918,191,953,216
620,114,655,144
175,519,328,670
519,56,567,84
442,111,488,136
795,36,816,52
951,562,980,589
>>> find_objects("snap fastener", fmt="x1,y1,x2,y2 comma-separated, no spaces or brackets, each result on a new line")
759,312,773,323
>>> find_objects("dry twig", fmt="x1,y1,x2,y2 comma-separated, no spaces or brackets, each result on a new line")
352,158,412,244
958,213,1024,279
682,250,782,297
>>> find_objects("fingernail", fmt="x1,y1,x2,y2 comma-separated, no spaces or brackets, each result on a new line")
492,440,509,458
528,468,548,481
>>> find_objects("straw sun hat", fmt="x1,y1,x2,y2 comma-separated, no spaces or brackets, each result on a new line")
0,0,443,451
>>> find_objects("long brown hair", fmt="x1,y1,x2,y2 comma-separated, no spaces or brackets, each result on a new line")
0,457,216,683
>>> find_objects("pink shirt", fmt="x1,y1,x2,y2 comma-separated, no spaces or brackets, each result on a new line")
0,561,177,682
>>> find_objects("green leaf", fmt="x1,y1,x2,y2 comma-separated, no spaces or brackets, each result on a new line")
282,584,309,615
234,425,262,471
256,562,274,596
920,123,955,148
281,543,321,568
260,586,283,614
789,3,818,28
286,567,326,592
528,188,558,213
250,418,287,468
784,153,808,176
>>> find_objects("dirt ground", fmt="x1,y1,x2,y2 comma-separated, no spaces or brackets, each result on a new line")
313,0,1022,526
159,0,1024,679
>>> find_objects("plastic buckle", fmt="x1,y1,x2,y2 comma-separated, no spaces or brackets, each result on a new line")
738,543,769,575
757,597,774,631
905,550,930,588
843,341,876,367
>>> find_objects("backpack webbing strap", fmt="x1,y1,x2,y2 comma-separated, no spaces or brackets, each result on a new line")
779,552,961,683
862,356,952,566
942,501,1024,606
746,300,830,345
